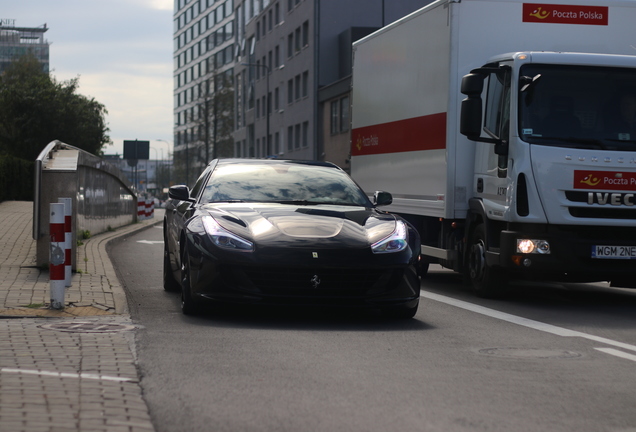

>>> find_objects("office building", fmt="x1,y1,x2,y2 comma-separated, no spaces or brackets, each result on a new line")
232,0,430,169
0,19,49,74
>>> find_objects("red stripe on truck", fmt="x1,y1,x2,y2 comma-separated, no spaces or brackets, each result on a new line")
351,112,446,156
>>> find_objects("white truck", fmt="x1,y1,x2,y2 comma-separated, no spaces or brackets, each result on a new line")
350,0,636,296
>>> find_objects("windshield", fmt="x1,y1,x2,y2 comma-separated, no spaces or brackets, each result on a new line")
519,64,636,151
201,161,372,206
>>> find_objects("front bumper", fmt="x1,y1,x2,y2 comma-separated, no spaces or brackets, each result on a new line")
493,224,636,283
184,238,420,308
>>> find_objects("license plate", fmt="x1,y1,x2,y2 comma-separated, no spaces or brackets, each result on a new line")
591,245,636,259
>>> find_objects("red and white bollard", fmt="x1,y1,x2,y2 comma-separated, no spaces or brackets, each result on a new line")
49,203,66,310
58,198,72,287
145,197,154,219
138,199,145,221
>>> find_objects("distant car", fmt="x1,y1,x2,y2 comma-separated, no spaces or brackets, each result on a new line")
163,159,421,318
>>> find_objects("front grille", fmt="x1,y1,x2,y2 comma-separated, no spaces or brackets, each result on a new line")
565,191,636,220
239,266,389,296
568,207,636,219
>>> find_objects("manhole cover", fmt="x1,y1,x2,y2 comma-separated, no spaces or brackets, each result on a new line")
478,347,583,359
39,321,136,333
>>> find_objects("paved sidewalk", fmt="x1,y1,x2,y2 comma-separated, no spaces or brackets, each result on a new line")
0,201,163,432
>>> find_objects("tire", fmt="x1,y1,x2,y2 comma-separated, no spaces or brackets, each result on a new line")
417,258,430,278
180,250,201,315
467,224,507,298
163,245,180,292
383,299,419,320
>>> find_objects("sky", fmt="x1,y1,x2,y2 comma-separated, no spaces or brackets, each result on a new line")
6,0,174,159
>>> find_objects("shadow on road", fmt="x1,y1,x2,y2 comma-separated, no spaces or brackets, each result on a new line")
165,293,434,332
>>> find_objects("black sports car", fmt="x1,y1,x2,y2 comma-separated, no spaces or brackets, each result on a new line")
163,159,421,318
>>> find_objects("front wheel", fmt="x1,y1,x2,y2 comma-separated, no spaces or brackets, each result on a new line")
180,251,201,315
467,224,507,298
163,245,180,292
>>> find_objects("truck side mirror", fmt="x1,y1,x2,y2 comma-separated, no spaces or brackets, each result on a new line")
460,73,485,139
373,191,393,207
460,73,484,95
460,97,483,138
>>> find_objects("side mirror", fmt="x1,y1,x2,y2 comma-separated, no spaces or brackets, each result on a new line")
460,97,483,138
373,191,393,207
460,73,485,96
168,185,192,201
460,73,485,139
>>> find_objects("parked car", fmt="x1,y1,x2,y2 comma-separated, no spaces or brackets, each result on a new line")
163,159,421,318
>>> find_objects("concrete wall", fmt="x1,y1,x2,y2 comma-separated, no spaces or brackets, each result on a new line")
34,141,137,268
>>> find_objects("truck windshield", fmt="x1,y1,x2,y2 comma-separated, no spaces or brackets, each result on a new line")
519,64,636,151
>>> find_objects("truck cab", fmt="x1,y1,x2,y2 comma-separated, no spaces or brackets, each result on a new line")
460,52,636,294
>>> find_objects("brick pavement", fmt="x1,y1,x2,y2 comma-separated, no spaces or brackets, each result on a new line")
0,200,163,432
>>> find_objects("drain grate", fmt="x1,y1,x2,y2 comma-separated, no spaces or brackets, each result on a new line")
478,347,583,360
38,321,136,333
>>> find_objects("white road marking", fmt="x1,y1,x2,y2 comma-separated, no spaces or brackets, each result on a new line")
136,240,164,244
0,367,137,382
594,348,636,363
421,291,636,353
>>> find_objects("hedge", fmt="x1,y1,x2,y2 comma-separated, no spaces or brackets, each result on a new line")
0,154,34,202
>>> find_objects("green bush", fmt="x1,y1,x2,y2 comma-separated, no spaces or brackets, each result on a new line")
0,154,34,202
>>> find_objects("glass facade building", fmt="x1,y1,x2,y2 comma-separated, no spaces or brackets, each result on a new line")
0,20,49,74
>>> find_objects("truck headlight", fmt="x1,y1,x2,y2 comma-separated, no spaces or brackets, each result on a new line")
517,239,550,254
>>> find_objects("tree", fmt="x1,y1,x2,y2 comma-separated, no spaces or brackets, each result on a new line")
0,53,110,161
173,64,234,186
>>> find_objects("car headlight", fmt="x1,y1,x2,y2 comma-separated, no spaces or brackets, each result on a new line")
202,215,254,252
371,221,408,254
517,239,550,254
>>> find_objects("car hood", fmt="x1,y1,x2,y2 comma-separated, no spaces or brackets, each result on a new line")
201,203,397,247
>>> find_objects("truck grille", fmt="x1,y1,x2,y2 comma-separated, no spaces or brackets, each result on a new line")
565,191,636,220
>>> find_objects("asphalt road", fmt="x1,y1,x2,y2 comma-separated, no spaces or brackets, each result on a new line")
110,225,636,432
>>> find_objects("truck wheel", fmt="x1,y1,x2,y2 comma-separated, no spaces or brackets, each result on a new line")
467,224,506,297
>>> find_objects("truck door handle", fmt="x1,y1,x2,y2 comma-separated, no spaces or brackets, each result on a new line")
477,178,484,193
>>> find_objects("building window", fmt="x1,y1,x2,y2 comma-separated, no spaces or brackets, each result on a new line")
302,20,309,47
287,79,293,104
274,132,280,154
294,27,301,53
330,96,350,134
294,124,301,149
295,75,300,100
340,96,350,132
302,71,308,98
302,121,308,147
287,126,293,150
275,2,280,24
274,87,279,110
330,100,339,135
287,33,293,58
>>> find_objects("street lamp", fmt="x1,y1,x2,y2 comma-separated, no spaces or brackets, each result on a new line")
242,62,270,156
155,139,172,190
